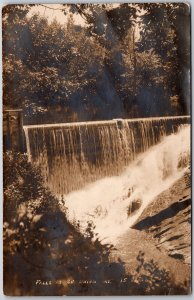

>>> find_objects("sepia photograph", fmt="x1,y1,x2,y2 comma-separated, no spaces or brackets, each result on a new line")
2,2,191,296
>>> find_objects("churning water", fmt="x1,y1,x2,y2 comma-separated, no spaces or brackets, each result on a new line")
63,125,190,244
24,117,190,244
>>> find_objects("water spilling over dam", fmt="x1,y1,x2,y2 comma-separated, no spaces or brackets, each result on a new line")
64,125,190,244
24,116,190,195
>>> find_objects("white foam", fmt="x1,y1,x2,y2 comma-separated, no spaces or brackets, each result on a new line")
64,126,190,244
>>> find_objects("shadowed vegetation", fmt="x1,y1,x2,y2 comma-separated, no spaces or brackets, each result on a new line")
3,152,189,295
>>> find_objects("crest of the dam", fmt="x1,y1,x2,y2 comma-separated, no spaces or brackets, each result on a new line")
3,111,189,195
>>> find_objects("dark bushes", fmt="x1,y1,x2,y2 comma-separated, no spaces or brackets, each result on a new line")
3,152,188,295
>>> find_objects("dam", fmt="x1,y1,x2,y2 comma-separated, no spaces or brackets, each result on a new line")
23,115,190,196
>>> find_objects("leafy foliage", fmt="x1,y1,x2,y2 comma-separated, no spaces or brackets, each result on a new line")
137,3,190,115
3,3,190,123
3,152,121,295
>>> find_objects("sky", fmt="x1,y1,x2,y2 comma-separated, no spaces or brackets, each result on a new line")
27,3,122,26
27,4,86,26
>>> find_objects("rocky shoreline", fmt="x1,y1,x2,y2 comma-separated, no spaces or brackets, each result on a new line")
133,168,191,265
111,168,191,293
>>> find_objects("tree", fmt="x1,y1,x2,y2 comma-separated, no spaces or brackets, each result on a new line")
3,11,106,121
3,4,190,121
137,3,190,115
65,4,140,118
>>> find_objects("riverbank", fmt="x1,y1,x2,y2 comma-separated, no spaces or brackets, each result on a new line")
3,152,126,296
111,168,191,294
134,167,191,265
4,152,191,295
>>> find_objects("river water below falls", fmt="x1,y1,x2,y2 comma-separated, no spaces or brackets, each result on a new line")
63,126,190,245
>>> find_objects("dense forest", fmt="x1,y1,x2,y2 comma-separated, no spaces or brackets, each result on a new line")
3,3,190,124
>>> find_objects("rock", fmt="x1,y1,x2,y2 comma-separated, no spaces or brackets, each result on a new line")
132,170,191,265
169,252,184,260
127,187,134,197
127,198,142,216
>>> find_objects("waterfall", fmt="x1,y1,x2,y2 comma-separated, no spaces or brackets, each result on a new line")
23,116,190,195
64,125,190,244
